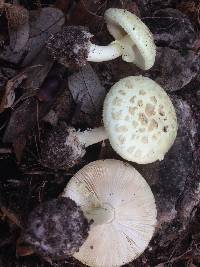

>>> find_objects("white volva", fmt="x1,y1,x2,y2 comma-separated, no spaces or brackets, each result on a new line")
63,159,157,267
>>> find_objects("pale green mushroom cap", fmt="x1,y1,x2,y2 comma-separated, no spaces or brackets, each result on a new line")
105,8,156,70
103,76,178,164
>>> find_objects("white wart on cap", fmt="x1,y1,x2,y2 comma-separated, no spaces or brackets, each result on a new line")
104,8,156,70
63,159,157,267
103,76,177,164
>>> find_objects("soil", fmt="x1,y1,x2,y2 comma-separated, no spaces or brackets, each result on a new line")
0,0,200,267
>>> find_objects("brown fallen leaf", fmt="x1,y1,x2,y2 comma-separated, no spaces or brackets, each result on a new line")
0,2,29,29
9,20,29,53
3,63,67,146
68,64,106,127
0,7,65,66
16,238,34,257
0,73,27,113
144,8,197,50
68,0,103,33
55,0,70,13
0,65,44,114
1,206,22,228
22,48,54,91
120,1,141,17
148,47,200,92
13,135,27,163
22,7,65,67
177,1,200,26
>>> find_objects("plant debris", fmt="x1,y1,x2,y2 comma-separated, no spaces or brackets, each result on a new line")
68,64,106,126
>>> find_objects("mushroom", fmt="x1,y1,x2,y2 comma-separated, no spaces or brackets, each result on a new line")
46,8,156,70
62,159,157,267
41,76,177,169
22,197,91,260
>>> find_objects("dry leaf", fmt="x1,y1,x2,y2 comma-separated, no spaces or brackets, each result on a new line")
3,65,66,144
22,48,54,91
0,7,65,66
1,206,22,228
9,21,29,52
68,1,103,33
0,64,46,114
5,4,29,29
2,94,55,144
177,1,200,26
22,7,65,67
68,64,106,126
55,0,70,13
148,47,200,92
0,73,27,113
16,238,34,257
144,8,197,50
13,135,27,163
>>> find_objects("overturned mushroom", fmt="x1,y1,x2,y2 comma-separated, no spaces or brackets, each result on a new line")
21,197,90,260
63,159,157,267
41,76,177,169
46,8,156,70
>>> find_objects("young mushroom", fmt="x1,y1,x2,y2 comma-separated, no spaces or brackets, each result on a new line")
46,8,156,70
21,197,91,260
41,76,177,169
63,159,157,267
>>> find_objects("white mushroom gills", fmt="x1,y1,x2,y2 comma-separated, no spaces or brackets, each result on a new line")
105,8,156,70
63,159,157,267
87,8,156,70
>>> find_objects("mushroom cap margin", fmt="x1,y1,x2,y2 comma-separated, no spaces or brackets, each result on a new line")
104,8,156,70
103,76,178,164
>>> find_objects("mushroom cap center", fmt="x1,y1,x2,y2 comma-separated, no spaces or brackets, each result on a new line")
85,203,115,226
103,76,178,164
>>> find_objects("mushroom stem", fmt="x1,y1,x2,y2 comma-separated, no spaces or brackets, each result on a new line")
85,203,115,226
87,42,122,62
75,127,108,147
87,34,136,63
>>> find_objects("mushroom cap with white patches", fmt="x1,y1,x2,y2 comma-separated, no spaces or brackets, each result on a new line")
103,76,178,164
63,159,157,267
104,8,156,70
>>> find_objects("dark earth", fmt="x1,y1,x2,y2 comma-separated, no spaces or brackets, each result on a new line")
0,0,200,267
